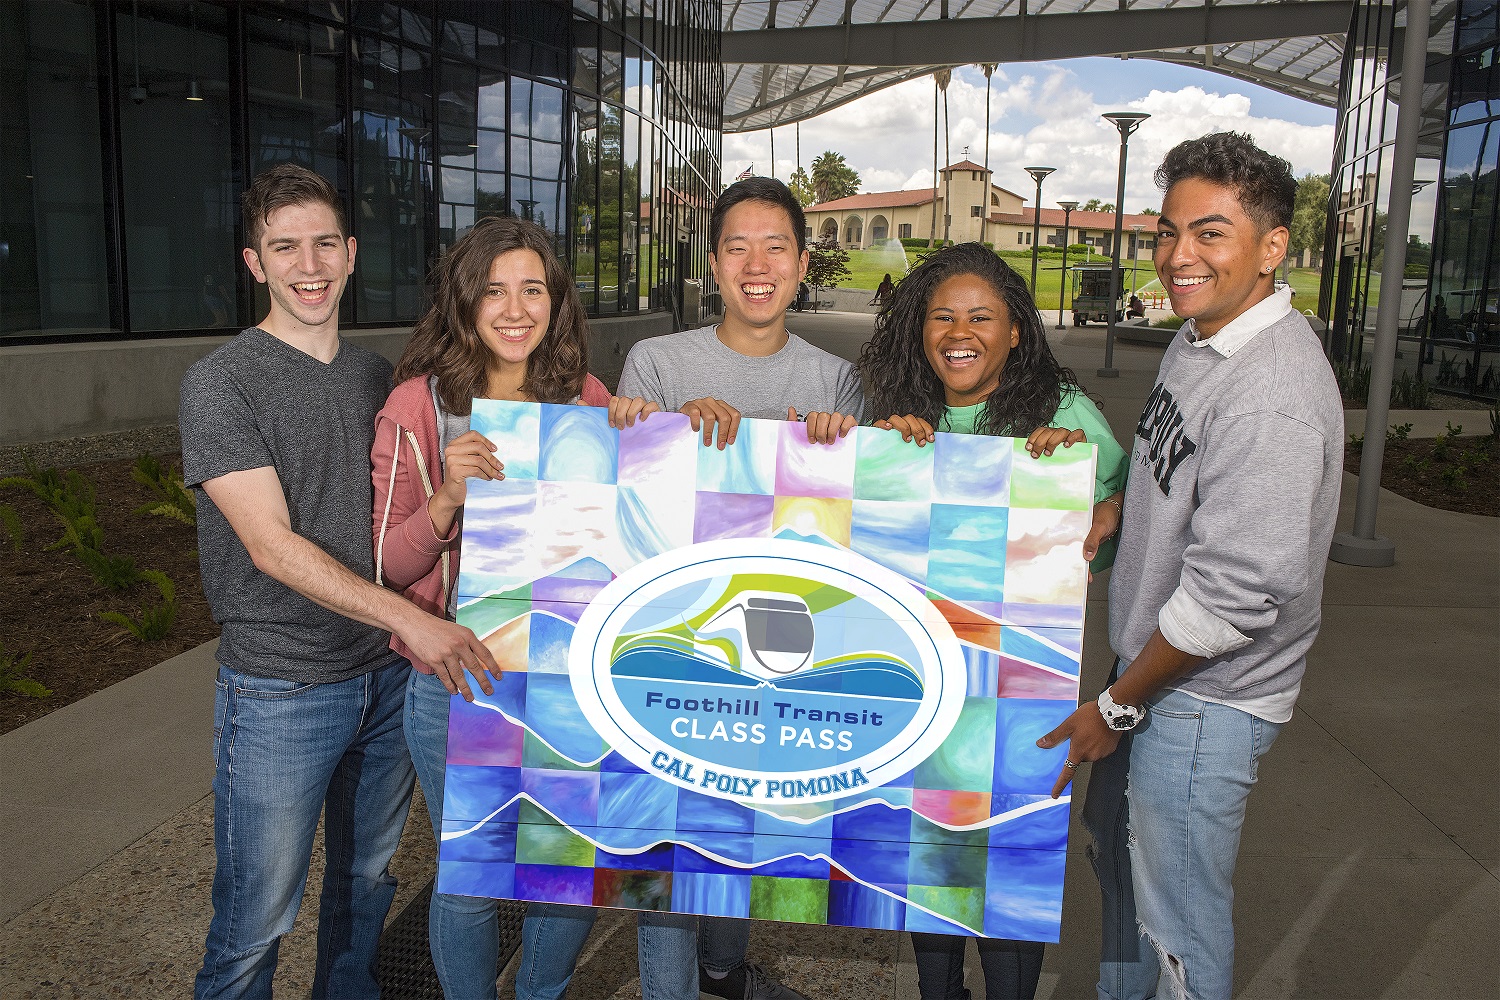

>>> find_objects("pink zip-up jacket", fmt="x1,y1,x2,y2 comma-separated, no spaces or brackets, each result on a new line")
371,373,610,673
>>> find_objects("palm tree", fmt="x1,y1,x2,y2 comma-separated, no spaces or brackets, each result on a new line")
810,151,859,203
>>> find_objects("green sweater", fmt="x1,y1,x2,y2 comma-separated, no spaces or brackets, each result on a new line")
938,390,1128,570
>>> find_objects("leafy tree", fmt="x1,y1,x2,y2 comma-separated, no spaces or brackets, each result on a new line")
811,151,860,204
805,235,851,292
787,166,815,208
1290,173,1332,253
1081,198,1104,212
1139,207,1160,216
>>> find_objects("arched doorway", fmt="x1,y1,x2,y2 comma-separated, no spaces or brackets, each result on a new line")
819,218,838,243
843,215,863,247
870,214,890,242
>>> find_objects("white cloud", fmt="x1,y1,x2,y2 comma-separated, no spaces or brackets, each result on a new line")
722,63,1335,214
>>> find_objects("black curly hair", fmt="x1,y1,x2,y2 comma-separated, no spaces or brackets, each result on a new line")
1154,132,1296,233
858,243,1083,437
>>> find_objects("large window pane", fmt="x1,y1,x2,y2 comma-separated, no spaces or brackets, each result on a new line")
353,33,430,323
511,77,566,237
245,15,345,186
118,1,235,333
1,0,113,338
573,95,599,309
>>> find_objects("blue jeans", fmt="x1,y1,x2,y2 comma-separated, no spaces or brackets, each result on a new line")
518,899,748,998
405,667,505,999
1083,687,1282,1000
195,659,415,999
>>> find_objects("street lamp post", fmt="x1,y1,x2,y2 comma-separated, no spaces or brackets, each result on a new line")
1055,200,1078,330
1129,222,1145,297
1098,111,1150,379
1024,166,1056,296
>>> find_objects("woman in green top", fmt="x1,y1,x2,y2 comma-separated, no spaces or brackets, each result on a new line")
858,242,1127,1000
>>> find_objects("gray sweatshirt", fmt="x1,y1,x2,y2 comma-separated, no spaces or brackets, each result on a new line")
1108,307,1343,714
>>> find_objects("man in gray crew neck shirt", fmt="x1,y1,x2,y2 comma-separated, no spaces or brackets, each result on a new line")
528,178,852,1000
1038,134,1342,1000
181,163,499,999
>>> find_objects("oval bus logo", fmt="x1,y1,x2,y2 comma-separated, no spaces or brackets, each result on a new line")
570,538,966,806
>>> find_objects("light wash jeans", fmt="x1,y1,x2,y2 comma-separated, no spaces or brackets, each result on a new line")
1083,686,1282,1000
405,667,506,999
195,659,415,1000
517,896,749,998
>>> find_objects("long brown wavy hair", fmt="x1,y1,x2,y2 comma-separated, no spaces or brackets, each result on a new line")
395,216,590,413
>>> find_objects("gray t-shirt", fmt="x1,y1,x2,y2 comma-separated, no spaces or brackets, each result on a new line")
616,325,864,419
180,327,401,683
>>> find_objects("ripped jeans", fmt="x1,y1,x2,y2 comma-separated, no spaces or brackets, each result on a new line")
1082,687,1282,1000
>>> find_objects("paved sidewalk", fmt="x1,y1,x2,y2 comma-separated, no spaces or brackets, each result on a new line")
2,318,1495,998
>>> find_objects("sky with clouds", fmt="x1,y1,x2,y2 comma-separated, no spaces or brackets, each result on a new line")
722,58,1336,212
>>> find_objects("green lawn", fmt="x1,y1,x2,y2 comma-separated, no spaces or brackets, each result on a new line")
834,247,1327,314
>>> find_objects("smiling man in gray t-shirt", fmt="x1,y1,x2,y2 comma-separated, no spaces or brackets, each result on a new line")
530,178,847,1000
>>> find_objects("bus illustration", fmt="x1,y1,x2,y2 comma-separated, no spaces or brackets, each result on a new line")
695,591,816,676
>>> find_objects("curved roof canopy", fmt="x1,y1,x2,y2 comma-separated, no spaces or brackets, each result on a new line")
721,0,1354,133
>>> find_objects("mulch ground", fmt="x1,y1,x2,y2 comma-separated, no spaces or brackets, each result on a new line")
1343,435,1499,518
1,430,1494,735
0,452,218,734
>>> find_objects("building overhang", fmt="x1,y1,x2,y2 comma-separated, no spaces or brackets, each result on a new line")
722,1,1352,132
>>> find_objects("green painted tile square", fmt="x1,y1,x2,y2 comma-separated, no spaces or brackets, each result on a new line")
854,427,935,501
914,697,997,793
515,811,596,867
523,731,600,771
908,883,985,934
1007,439,1094,510
456,594,531,640
749,875,830,924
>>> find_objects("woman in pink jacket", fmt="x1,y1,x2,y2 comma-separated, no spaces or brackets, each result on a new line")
371,216,654,999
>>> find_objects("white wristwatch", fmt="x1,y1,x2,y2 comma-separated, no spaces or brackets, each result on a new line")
1097,687,1146,731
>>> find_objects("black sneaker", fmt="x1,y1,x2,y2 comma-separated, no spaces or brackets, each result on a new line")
698,962,811,1000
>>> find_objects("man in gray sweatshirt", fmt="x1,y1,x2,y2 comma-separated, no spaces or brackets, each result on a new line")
1038,133,1343,1000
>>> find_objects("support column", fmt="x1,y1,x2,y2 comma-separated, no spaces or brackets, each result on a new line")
1330,0,1432,568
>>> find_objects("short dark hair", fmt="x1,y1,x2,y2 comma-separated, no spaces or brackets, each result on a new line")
395,216,590,413
709,176,808,254
1154,132,1296,233
242,162,347,252
858,242,1082,437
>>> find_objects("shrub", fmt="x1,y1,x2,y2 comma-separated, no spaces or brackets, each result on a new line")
75,545,142,591
1151,315,1186,330
100,570,177,642
1387,422,1413,442
0,641,50,698
132,454,197,528
1334,361,1372,403
0,503,21,553
1390,370,1430,409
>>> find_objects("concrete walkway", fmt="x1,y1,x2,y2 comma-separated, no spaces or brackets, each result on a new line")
2,315,1496,998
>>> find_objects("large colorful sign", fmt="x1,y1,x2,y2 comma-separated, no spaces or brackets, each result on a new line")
442,400,1094,941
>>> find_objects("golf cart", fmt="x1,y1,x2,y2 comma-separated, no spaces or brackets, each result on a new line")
1070,264,1126,326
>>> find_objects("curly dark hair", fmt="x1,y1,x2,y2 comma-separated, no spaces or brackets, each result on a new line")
395,216,590,413
858,243,1083,437
1154,131,1296,232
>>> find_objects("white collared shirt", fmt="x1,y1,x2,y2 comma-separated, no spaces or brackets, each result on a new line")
1183,286,1295,358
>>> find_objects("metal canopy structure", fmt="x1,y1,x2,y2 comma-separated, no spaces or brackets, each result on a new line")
721,0,1354,132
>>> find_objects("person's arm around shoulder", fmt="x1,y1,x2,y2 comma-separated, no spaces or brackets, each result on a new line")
204,465,499,700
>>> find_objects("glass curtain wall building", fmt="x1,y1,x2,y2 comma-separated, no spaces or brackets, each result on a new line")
0,0,721,344
1323,0,1500,401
